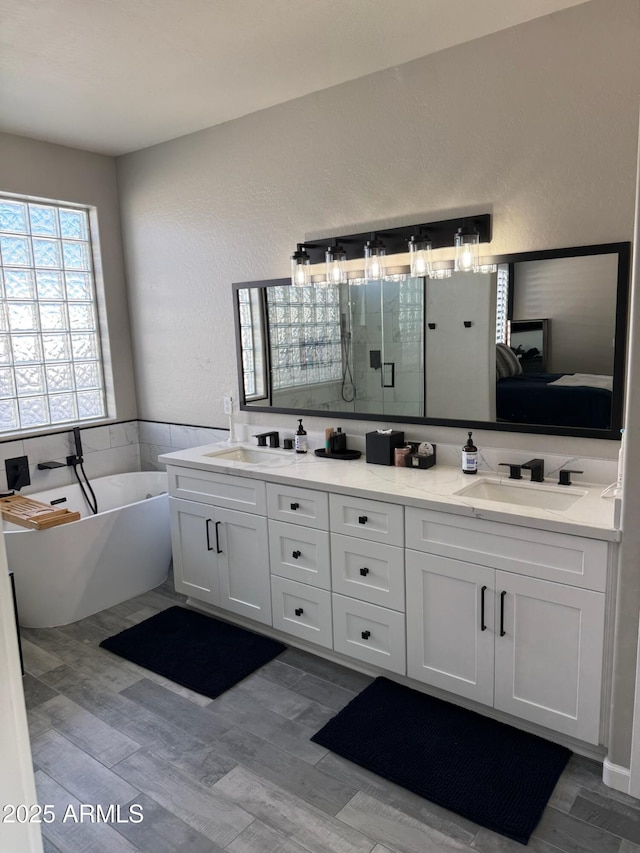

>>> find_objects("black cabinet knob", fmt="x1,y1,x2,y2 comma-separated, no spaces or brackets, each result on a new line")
361,630,371,640
290,502,300,511
292,550,301,559
358,515,368,525
295,607,304,616
359,567,369,576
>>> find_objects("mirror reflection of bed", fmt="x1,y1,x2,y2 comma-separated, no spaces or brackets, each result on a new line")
496,253,616,430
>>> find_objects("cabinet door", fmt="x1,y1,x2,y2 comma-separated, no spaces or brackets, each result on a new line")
216,507,272,626
169,497,219,605
494,572,605,744
406,550,495,706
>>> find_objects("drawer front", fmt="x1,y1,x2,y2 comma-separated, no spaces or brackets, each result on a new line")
405,507,608,591
332,594,406,675
331,534,405,611
271,576,332,648
267,484,329,529
167,466,266,514
268,520,331,589
330,494,404,546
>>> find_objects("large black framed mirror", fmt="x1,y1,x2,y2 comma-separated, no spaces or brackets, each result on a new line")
233,242,630,440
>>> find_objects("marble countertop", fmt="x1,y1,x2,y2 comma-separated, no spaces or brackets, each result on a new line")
159,442,620,542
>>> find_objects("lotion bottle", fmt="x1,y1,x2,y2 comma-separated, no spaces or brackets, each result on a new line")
462,431,478,475
295,418,308,454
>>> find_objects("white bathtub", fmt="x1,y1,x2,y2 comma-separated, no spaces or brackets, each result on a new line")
4,471,171,628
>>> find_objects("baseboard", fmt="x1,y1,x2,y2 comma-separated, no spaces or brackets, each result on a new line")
602,757,631,793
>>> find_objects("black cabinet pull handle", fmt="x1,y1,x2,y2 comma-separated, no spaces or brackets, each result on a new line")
361,630,371,640
295,607,304,616
500,590,506,637
290,502,300,510
358,515,368,525
359,567,369,576
292,550,301,559
215,520,223,554
205,518,213,551
480,585,487,632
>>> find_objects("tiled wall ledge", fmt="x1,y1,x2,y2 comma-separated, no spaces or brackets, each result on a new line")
0,421,140,494
5,417,615,495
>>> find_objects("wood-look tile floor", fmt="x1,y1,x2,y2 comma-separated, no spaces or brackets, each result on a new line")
19,575,640,853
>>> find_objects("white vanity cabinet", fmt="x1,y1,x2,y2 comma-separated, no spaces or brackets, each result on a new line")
268,484,333,648
405,508,607,744
168,467,272,625
329,494,406,675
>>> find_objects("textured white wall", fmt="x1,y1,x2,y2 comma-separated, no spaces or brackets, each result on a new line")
117,0,639,441
0,131,138,423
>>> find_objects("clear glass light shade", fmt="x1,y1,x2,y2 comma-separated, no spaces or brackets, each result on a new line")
291,249,311,287
364,241,386,283
325,245,347,285
454,229,480,272
408,237,433,278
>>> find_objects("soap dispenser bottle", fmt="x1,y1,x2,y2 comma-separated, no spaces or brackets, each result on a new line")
295,419,308,454
462,431,478,475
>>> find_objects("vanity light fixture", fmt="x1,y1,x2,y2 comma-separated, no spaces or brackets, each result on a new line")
325,241,348,285
364,234,387,283
291,244,312,287
454,222,481,272
290,214,491,284
408,233,433,278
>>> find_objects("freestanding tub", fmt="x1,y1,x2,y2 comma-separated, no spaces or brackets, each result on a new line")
4,471,171,628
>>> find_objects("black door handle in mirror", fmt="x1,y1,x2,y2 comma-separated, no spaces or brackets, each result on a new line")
358,515,368,525
292,550,301,559
480,585,487,631
500,590,506,636
295,607,304,616
215,520,223,554
361,630,371,640
290,502,300,510
205,518,213,551
359,567,369,576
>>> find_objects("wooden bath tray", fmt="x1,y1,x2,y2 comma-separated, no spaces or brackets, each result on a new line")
0,494,81,530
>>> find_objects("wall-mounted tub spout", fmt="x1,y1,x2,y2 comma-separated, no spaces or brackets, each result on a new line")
37,461,65,470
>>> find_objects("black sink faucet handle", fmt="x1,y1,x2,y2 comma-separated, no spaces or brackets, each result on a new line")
498,463,522,480
522,458,545,482
254,431,280,448
558,469,583,486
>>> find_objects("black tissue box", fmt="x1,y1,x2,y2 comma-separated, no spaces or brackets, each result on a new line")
365,430,405,465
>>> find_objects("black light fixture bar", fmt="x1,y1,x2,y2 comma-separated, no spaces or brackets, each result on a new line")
297,214,491,266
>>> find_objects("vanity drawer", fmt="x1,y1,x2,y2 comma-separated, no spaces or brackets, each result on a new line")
271,576,332,648
332,594,406,675
331,534,405,611
330,494,404,546
268,520,331,589
167,466,266,513
267,484,329,530
405,507,608,591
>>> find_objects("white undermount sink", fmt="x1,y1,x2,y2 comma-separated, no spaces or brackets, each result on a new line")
454,478,586,511
203,445,287,466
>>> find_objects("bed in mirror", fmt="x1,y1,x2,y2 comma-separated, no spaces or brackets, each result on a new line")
233,242,630,439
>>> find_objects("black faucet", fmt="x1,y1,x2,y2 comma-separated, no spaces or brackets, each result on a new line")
254,431,280,448
522,458,545,482
498,462,522,480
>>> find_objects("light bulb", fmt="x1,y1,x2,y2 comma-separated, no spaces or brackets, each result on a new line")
408,235,433,278
454,227,480,273
364,239,386,283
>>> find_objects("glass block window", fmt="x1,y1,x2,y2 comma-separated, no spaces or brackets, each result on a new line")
0,196,106,432
238,287,266,401
496,264,510,344
266,285,342,389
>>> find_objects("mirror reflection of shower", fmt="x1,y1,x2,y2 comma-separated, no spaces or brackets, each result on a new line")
340,307,355,403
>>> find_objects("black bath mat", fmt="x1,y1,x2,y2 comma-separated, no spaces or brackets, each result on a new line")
100,606,286,699
311,677,570,845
